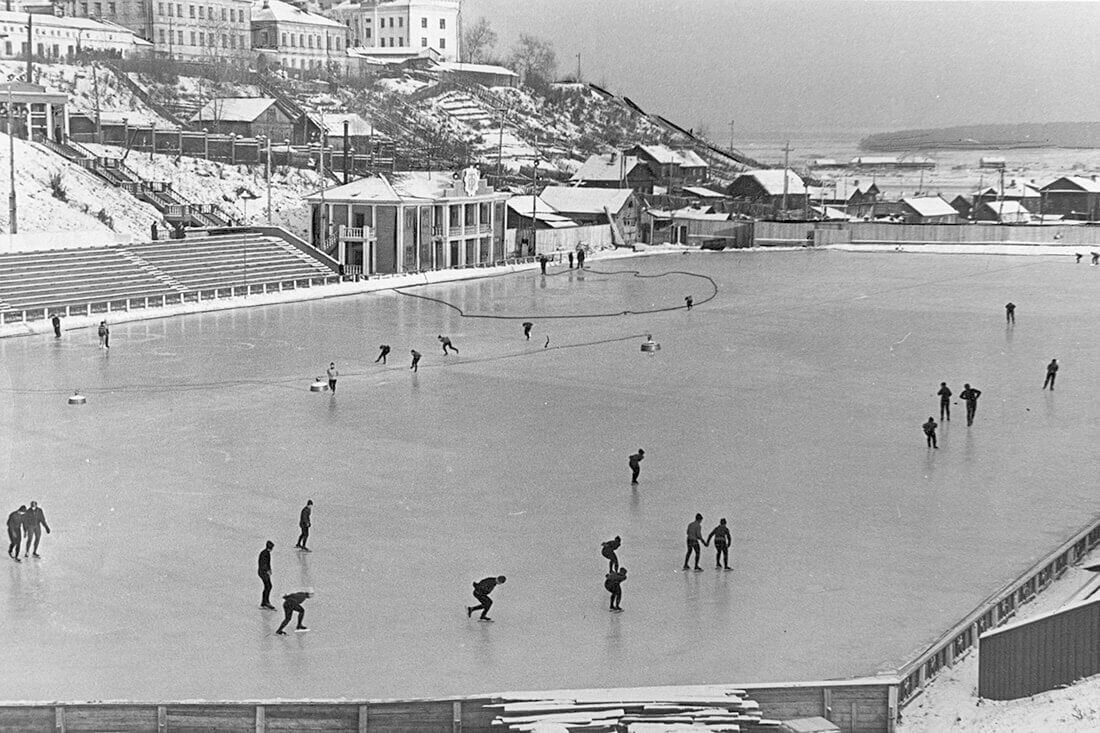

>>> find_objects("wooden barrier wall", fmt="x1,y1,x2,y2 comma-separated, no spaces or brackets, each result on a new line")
979,595,1100,700
0,680,898,732
753,220,1100,248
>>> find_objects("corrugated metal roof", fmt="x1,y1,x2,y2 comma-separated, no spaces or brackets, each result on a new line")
539,186,633,214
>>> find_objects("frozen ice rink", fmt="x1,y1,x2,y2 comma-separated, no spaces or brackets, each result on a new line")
1,250,1097,701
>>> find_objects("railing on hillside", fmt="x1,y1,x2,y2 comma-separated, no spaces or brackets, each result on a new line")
0,274,342,325
894,517,1100,707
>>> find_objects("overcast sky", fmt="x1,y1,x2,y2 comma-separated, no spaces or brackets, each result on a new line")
462,0,1100,137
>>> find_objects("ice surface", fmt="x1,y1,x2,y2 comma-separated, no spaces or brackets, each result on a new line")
0,250,1096,701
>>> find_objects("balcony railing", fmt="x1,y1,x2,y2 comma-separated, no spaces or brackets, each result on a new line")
338,225,375,242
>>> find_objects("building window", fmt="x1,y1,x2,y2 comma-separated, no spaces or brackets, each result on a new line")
259,30,267,45
298,33,303,46
439,37,445,48
239,33,244,47
176,4,182,17
80,2,88,13
397,37,403,46
420,17,426,28
223,34,229,47
420,36,426,47
158,29,165,42
335,37,341,50
397,16,402,27
166,2,172,14
198,31,204,44
190,30,196,44
439,18,445,29
189,4,194,17
93,2,101,14
158,2,164,13
178,29,183,44
222,7,227,20
288,34,294,46
365,28,370,39
388,17,393,27
107,1,115,12
198,5,203,17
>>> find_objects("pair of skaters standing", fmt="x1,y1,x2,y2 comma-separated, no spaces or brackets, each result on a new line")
6,502,50,561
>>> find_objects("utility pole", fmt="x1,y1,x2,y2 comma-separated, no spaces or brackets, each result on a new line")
25,13,32,85
528,155,541,258
728,119,735,151
496,105,505,183
7,77,16,235
781,140,791,214
575,52,581,82
265,135,272,224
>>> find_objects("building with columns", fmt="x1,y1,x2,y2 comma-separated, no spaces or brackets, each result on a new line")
326,0,459,62
251,0,348,75
304,167,509,275
0,81,69,142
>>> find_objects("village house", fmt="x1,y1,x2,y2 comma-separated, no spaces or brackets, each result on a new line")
726,169,809,212
1038,176,1100,220
189,97,295,139
432,60,517,87
304,167,509,274
898,196,959,224
0,11,152,60
66,0,251,64
971,181,1042,214
570,152,657,193
644,205,733,245
971,199,1032,224
251,0,348,76
326,0,459,62
624,143,709,192
505,195,577,232
538,186,639,245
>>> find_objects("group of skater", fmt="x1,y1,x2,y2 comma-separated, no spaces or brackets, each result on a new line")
257,499,315,635
921,303,1060,449
6,502,50,561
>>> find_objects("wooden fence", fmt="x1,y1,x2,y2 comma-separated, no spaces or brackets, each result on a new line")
0,679,898,732
754,220,1100,248
979,594,1100,700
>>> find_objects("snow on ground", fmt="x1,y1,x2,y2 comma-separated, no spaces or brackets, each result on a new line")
3,60,170,126
899,550,1100,732
0,136,161,238
83,142,321,239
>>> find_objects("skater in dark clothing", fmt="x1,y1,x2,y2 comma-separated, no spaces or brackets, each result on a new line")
539,254,548,274
601,536,621,573
604,567,627,611
23,501,49,558
576,246,586,268
410,350,422,372
1076,253,1083,264
923,417,938,449
960,384,981,426
295,500,312,551
375,345,391,364
1092,252,1099,266
1043,359,1059,390
7,506,26,561
522,322,533,340
275,591,311,634
707,518,731,569
50,314,61,338
467,575,506,621
439,335,458,355
1005,302,1016,324
683,513,707,571
628,449,645,484
326,363,338,393
258,541,275,609
685,295,693,310
937,382,952,421
98,321,110,349
568,251,574,268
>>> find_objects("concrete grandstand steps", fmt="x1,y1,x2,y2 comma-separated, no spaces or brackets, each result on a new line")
435,91,494,126
117,248,189,292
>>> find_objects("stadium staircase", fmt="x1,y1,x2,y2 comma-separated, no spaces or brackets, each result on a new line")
0,233,338,317
37,137,239,228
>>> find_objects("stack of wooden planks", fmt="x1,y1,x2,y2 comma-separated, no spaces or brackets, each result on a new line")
489,689,781,731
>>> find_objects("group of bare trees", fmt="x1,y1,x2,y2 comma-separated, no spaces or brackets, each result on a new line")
462,17,558,91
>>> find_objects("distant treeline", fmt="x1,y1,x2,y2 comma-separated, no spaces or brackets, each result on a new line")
860,122,1100,151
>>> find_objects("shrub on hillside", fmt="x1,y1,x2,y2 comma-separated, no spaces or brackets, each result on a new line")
96,208,114,229
48,172,68,202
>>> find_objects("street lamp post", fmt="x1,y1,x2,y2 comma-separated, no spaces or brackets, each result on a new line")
8,75,17,235
264,135,272,224
529,157,540,258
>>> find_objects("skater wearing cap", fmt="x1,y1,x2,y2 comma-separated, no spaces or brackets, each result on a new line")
707,518,731,570
601,536,621,573
1005,302,1016,325
628,449,645,485
685,295,693,310
258,541,275,609
467,575,506,621
439,335,458,355
410,350,422,372
295,500,312,551
522,322,533,340
683,513,707,571
375,345,391,364
605,567,627,611
1043,359,1059,390
275,591,311,634
23,501,49,558
923,417,938,449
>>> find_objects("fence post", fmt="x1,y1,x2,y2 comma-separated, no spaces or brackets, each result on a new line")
452,701,462,733
358,703,368,733
255,705,265,733
54,706,64,732
157,705,167,733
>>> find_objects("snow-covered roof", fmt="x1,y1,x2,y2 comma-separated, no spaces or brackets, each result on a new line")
978,200,1030,217
901,196,958,217
681,186,725,198
1043,176,1100,193
850,156,899,166
346,46,437,60
570,153,644,183
506,196,577,227
306,171,501,203
972,182,1041,198
434,61,517,78
321,112,374,136
539,186,633,214
0,9,138,32
190,98,277,123
632,144,707,169
251,0,347,28
810,204,853,221
737,169,807,196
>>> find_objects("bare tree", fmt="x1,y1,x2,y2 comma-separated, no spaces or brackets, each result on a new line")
508,34,557,89
462,17,497,64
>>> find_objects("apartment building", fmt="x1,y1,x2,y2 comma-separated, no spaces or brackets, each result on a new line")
0,10,151,60
326,0,458,62
251,0,348,75
65,0,253,64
